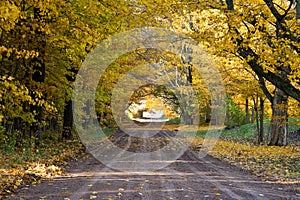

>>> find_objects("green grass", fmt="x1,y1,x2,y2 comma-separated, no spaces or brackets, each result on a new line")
102,128,117,136
180,118,300,144
165,117,181,125
221,119,300,143
288,117,300,132
222,123,256,141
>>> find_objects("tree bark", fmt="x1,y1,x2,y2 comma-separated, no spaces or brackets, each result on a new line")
237,45,300,102
62,100,73,140
181,65,193,125
258,97,264,144
62,65,77,139
186,65,192,85
297,0,300,20
30,7,46,146
251,106,255,123
226,0,234,10
252,96,261,143
269,88,288,146
245,98,250,124
181,100,193,125
205,101,211,123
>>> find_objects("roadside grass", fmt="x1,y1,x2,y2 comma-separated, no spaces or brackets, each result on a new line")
102,128,116,136
221,118,300,144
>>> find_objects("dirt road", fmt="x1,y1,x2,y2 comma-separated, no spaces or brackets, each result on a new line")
6,130,300,200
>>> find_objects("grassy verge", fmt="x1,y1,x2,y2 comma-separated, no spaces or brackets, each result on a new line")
221,119,300,144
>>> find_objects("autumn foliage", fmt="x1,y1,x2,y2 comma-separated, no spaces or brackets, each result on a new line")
0,0,300,197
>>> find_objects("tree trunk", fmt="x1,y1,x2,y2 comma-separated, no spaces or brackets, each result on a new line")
62,100,73,140
181,100,193,125
296,0,300,20
245,98,250,124
251,106,255,123
30,56,45,146
252,96,260,143
181,65,193,125
205,101,211,123
226,0,234,10
258,97,264,144
269,88,288,146
30,7,46,146
63,65,77,139
186,65,192,85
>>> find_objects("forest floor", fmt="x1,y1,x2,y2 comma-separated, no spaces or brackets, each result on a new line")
4,129,300,200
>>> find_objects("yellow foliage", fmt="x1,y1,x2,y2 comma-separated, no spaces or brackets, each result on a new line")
208,140,300,182
191,137,299,182
0,1,20,31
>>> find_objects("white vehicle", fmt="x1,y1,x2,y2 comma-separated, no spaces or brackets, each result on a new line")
142,109,165,119
133,109,169,123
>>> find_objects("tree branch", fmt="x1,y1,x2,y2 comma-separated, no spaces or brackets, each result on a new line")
258,76,273,102
263,0,284,21
237,45,300,102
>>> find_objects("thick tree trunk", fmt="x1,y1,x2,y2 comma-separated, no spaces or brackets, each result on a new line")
62,100,73,140
183,114,193,125
269,88,288,146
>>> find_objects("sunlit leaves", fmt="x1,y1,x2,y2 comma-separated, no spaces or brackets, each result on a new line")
209,140,300,182
0,1,20,31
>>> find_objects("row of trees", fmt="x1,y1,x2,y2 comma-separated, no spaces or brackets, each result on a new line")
0,0,299,147
0,0,131,144
168,0,300,145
